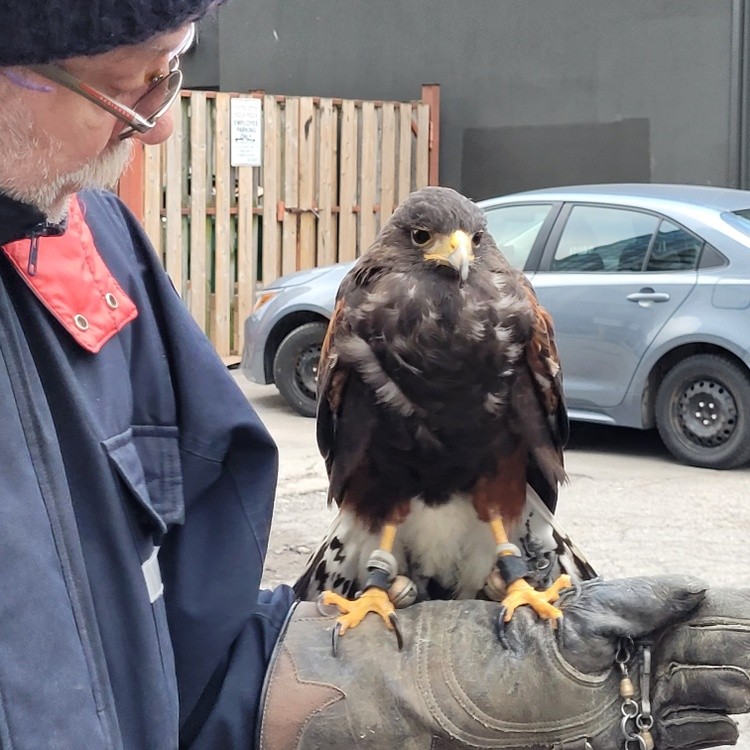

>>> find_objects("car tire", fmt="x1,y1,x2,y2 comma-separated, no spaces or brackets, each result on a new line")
273,322,328,418
655,354,750,469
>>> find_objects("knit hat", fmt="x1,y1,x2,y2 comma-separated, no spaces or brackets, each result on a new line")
0,0,224,67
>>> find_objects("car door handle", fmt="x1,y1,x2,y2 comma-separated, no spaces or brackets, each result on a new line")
627,289,671,303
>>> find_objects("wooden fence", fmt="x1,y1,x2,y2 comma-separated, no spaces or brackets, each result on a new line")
117,85,440,359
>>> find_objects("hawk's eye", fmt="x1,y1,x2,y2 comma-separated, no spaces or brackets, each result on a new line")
411,228,431,247
472,231,483,248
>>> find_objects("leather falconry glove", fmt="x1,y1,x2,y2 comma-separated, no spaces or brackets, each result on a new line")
257,576,750,750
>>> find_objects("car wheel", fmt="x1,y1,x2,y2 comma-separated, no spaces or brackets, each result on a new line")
273,322,328,418
655,354,750,469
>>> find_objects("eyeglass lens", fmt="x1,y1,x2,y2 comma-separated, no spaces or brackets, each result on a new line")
135,70,182,121
119,69,183,138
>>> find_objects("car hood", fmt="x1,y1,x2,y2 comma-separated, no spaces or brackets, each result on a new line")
267,263,353,290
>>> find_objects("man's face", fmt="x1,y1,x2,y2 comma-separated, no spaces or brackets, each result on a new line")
0,25,189,217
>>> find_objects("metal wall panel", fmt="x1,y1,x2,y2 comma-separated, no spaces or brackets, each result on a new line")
185,0,743,197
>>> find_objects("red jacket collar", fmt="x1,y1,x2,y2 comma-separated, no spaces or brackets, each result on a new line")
2,195,138,353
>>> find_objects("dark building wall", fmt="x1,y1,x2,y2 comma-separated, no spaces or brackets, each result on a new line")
182,13,219,89
185,0,746,200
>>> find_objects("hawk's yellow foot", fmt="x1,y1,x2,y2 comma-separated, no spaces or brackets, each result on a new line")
501,575,573,624
322,587,396,634
322,587,403,655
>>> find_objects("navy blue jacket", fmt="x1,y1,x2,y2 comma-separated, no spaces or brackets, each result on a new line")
0,189,294,749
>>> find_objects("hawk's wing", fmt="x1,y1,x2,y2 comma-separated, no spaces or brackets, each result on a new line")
298,258,392,599
518,270,569,453
315,256,390,508
482,248,568,513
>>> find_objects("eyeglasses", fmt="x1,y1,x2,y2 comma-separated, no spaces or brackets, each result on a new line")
28,23,196,140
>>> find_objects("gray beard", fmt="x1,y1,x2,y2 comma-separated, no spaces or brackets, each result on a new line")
0,93,134,223
1,141,134,224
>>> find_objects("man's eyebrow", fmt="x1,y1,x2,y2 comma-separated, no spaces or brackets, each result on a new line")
146,41,175,55
146,24,195,58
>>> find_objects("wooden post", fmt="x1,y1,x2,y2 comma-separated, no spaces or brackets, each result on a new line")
143,145,163,258
262,94,281,285
164,104,184,294
317,98,337,267
282,97,300,275
397,103,413,204
415,103,430,189
380,102,396,222
298,97,317,269
421,84,441,186
359,101,378,252
189,92,208,332
338,99,358,262
213,93,232,357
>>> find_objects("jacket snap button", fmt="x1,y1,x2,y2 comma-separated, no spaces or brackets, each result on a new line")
105,292,119,309
73,314,89,331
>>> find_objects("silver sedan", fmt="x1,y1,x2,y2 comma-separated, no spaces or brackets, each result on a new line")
241,184,750,469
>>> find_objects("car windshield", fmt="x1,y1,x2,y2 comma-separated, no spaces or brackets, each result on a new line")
721,208,750,238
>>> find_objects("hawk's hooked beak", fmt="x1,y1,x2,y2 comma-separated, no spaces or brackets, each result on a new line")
424,230,474,282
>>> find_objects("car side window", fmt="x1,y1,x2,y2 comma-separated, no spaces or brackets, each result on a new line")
645,220,703,271
551,205,658,272
483,204,552,269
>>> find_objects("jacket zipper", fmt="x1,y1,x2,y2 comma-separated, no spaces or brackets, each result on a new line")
25,219,66,276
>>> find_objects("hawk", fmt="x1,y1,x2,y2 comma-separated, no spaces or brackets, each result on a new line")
294,186,593,647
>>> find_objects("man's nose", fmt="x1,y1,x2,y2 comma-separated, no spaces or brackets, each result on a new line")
133,109,174,145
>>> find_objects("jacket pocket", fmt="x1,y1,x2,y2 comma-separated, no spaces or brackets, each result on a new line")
101,425,184,536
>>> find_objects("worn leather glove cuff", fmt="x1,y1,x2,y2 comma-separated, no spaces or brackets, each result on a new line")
257,577,710,749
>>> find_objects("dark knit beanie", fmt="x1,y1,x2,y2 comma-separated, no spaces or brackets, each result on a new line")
0,0,224,67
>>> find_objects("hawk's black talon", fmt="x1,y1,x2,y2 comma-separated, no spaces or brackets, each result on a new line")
331,622,342,658
389,612,404,650
495,606,510,649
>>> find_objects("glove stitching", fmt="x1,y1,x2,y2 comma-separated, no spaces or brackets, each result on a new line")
417,608,621,747
657,664,750,714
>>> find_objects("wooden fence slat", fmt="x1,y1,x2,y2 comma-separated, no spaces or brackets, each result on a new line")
165,102,184,294
143,145,163,259
359,101,378,253
236,169,255,354
236,99,256,356
317,98,336,266
282,97,300,275
380,102,396,225
398,104,413,204
213,93,232,356
338,99,358,261
298,97,316,269
189,92,208,330
416,103,430,189
330,103,340,264
262,94,280,285
421,84,441,186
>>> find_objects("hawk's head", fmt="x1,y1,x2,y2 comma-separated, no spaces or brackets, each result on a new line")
382,186,488,283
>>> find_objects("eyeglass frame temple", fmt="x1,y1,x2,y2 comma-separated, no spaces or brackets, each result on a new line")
27,64,183,134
